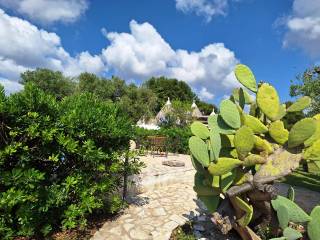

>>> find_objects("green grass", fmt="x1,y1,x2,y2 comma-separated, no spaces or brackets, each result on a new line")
282,167,320,192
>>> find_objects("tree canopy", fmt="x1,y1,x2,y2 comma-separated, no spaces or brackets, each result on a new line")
290,66,320,116
20,68,75,100
17,69,217,122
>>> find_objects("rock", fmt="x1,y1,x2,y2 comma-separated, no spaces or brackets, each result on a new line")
162,160,185,167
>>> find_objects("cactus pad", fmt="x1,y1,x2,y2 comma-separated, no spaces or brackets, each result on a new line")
198,195,220,213
234,64,258,92
254,135,274,154
243,154,267,167
189,136,210,167
209,130,221,160
221,134,235,148
277,205,289,229
269,120,289,145
232,87,253,104
191,121,210,139
208,115,235,134
283,227,302,240
287,96,311,112
234,126,255,159
303,139,320,161
288,118,317,148
208,158,243,176
243,114,268,134
257,83,280,121
234,196,254,227
220,99,241,129
308,206,320,240
304,118,320,147
271,195,311,223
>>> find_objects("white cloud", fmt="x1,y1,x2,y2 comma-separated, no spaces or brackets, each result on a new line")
199,87,214,100
0,9,239,100
0,0,88,24
0,9,104,81
0,78,23,95
102,20,239,98
282,0,320,57
175,0,228,22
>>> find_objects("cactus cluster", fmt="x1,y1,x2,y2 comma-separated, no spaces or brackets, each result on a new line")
188,64,320,239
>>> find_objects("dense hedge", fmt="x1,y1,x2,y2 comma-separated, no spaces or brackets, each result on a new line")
134,126,192,154
0,84,142,238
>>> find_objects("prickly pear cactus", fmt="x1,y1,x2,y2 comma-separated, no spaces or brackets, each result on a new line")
188,64,319,240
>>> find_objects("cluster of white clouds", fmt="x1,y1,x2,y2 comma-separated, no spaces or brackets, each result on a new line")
282,0,320,57
175,0,228,22
0,6,239,100
0,0,318,99
102,20,239,100
0,8,104,80
0,0,88,24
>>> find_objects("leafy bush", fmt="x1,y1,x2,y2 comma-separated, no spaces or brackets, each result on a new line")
134,126,192,154
0,84,142,238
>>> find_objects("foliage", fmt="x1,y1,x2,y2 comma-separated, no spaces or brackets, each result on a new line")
144,76,196,110
20,68,76,100
0,83,142,238
118,84,158,122
188,64,319,239
282,101,305,130
143,76,216,114
134,126,192,154
290,66,320,116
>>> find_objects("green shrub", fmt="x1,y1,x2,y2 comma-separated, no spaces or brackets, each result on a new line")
134,126,192,154
0,83,142,238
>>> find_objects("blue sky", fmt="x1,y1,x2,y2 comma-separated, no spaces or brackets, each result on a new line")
0,0,319,104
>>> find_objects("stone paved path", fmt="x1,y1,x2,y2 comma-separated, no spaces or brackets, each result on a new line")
92,180,201,240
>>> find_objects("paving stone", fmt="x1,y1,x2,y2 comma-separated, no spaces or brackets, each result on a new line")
151,207,166,216
123,223,134,232
129,228,152,240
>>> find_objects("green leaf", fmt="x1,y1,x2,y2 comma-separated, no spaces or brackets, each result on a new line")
287,96,311,112
234,64,258,92
220,99,241,129
308,206,320,240
191,121,210,139
288,118,317,148
257,83,280,121
189,136,210,167
283,227,302,240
